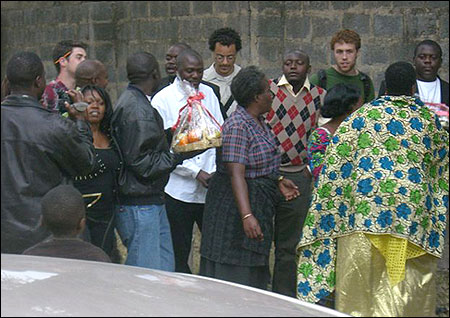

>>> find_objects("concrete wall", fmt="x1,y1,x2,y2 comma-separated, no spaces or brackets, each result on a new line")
1,1,449,103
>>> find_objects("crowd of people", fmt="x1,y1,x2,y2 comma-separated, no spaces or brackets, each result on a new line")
1,26,448,317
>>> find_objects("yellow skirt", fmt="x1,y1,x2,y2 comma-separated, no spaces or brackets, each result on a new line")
335,233,437,317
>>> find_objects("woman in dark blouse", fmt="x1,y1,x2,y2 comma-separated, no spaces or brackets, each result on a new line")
200,66,299,290
73,85,121,258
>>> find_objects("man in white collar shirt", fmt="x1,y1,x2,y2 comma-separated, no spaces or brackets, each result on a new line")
152,49,224,273
203,27,242,119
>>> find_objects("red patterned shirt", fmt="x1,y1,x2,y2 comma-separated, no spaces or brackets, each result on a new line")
265,76,326,172
41,79,68,113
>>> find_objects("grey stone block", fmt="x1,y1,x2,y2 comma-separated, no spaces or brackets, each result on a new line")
361,43,390,65
362,1,392,9
258,39,284,63
93,43,115,64
91,2,113,22
392,1,427,8
93,23,116,41
286,15,311,39
203,17,224,39
214,1,241,14
342,13,370,35
193,1,212,15
303,1,329,10
111,2,128,21
406,13,438,38
440,13,449,38
257,16,284,38
312,17,341,38
374,15,403,37
179,18,203,40
130,1,148,19
150,1,169,18
332,2,360,10
170,1,190,17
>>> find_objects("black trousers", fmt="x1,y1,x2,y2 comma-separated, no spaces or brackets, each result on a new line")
165,194,204,273
272,170,312,297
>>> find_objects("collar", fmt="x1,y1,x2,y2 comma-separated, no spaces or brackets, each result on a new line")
278,75,311,92
204,63,242,82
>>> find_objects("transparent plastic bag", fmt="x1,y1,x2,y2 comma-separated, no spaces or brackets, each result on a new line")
171,87,222,153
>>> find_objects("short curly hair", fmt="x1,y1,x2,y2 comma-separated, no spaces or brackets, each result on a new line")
231,66,266,108
320,83,361,118
208,27,242,52
330,29,361,51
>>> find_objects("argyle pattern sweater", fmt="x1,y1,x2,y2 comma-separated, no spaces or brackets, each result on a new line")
265,78,326,171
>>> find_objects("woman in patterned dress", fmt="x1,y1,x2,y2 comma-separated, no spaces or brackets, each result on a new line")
297,62,449,316
307,83,362,187
200,66,299,290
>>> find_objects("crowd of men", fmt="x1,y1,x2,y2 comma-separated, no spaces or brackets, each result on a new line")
1,26,448,317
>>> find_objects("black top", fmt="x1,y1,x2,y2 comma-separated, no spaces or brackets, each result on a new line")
74,147,121,217
23,237,111,263
111,84,184,205
378,77,449,106
1,94,95,254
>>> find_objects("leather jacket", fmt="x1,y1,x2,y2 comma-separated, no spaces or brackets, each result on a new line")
1,94,96,253
111,85,184,206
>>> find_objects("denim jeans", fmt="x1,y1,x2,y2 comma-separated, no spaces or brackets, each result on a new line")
115,205,175,271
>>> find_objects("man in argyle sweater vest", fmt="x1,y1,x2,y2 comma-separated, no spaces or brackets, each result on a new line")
265,50,326,298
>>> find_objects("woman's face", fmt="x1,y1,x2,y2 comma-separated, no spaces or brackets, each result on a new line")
83,89,105,125
257,78,273,114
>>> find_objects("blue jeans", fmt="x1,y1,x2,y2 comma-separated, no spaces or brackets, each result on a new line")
115,205,175,271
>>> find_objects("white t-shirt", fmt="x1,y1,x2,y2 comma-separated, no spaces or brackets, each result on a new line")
151,77,224,203
416,78,441,104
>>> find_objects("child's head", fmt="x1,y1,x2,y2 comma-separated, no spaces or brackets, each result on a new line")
41,185,86,237
320,83,362,118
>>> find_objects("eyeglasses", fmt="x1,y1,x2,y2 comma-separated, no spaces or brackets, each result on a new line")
54,50,72,65
215,54,236,63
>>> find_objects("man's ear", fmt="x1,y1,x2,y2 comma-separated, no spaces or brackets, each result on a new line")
77,217,86,232
34,75,44,90
411,82,417,96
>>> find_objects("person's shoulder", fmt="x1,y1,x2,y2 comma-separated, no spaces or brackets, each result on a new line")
202,64,216,80
152,83,176,102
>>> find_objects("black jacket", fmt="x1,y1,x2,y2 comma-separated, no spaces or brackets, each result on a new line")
111,85,184,206
1,94,96,254
378,77,449,105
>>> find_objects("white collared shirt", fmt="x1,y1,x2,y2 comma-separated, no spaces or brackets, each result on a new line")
152,77,224,203
203,63,241,116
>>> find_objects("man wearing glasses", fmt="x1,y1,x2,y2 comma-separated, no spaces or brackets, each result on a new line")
203,28,242,119
42,40,88,113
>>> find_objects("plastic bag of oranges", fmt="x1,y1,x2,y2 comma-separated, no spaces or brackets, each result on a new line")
171,91,222,153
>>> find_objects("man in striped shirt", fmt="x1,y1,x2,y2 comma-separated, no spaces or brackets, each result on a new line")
266,49,326,298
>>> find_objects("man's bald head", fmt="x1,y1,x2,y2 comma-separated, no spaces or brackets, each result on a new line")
283,49,310,65
176,49,203,70
75,59,109,89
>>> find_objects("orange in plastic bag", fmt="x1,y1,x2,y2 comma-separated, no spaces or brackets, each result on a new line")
171,92,222,153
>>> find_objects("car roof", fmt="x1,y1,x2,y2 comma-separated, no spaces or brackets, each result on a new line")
1,254,348,317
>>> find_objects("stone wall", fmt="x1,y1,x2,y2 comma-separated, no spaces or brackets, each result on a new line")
1,1,449,103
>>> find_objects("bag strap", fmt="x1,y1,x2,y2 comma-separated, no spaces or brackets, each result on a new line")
318,69,327,89
359,71,372,103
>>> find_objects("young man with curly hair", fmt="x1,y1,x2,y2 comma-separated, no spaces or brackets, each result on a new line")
203,27,243,118
310,29,375,125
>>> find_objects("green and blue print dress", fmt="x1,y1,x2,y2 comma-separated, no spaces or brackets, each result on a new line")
296,95,449,303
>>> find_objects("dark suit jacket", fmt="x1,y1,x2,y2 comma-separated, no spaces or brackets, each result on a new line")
378,77,449,106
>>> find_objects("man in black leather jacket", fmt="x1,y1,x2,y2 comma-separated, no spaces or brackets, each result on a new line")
111,52,200,270
1,51,96,254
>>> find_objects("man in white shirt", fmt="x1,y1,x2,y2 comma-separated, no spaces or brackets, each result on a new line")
203,27,243,119
152,49,224,273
